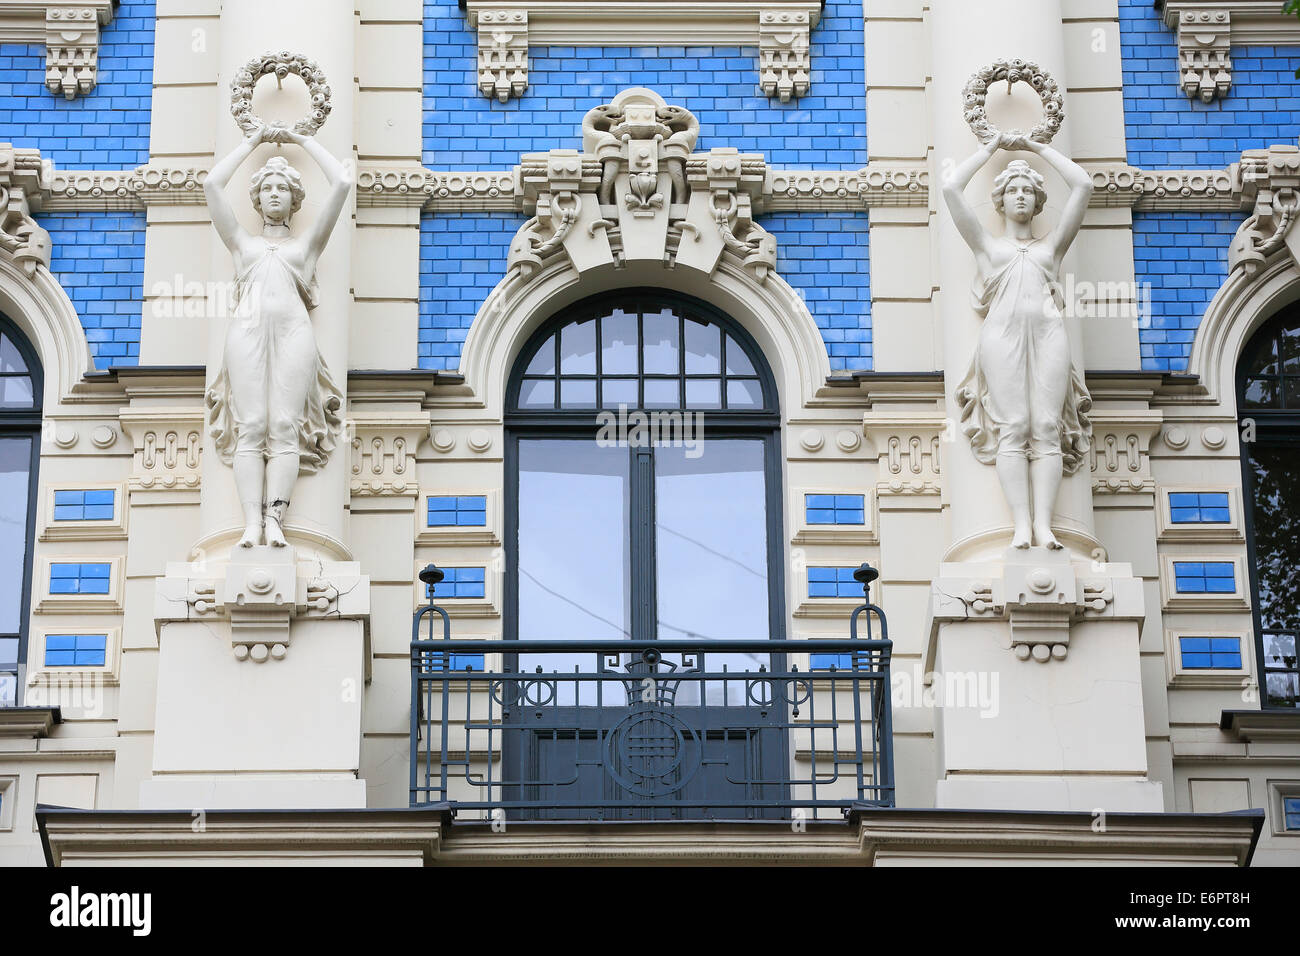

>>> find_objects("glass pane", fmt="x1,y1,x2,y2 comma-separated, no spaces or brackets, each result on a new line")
560,319,596,374
559,379,597,408
1281,324,1300,373
1285,376,1300,409
1263,632,1297,667
517,379,554,409
0,375,34,409
601,377,638,408
0,437,33,633
643,309,679,375
1242,377,1278,410
1246,334,1279,378
655,441,769,705
725,335,756,375
643,379,679,408
1247,446,1300,632
684,318,720,374
726,379,763,409
0,636,16,667
518,441,630,705
601,310,638,375
684,378,720,408
0,333,27,374
0,672,14,707
524,334,556,375
1265,672,1299,708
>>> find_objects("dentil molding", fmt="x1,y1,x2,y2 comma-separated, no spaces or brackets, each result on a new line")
464,1,820,102
0,1,117,100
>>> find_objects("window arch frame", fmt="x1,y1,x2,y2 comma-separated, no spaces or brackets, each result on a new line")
1237,307,1300,710
0,315,43,707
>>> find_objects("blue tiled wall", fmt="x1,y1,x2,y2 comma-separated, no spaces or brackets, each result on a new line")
1118,0,1300,168
423,0,865,169
1132,211,1241,371
419,212,524,370
759,212,870,371
0,0,155,168
36,211,145,368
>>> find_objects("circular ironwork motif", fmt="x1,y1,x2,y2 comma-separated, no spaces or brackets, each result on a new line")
230,51,333,136
962,58,1063,145
604,711,700,797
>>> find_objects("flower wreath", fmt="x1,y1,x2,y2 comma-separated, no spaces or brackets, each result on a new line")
230,51,332,137
961,58,1063,145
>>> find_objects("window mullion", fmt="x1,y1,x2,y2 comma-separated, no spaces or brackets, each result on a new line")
630,446,656,644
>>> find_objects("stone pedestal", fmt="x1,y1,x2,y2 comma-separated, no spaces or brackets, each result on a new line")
925,547,1163,812
141,545,370,809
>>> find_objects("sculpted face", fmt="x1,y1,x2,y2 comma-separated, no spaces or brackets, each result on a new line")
258,173,293,224
1001,175,1038,225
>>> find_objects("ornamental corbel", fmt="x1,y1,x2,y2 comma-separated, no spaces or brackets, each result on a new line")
473,9,528,102
1169,7,1232,103
758,9,811,102
44,3,115,100
702,149,776,282
1229,145,1300,277
0,144,53,277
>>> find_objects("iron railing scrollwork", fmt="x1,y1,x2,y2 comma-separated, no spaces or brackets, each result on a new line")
410,563,894,820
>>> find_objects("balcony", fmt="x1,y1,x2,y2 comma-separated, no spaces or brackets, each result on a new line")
409,564,894,821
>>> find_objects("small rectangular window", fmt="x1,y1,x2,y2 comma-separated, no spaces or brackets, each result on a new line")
1178,636,1242,670
427,567,486,600
43,634,108,667
1169,491,1230,524
52,489,115,521
808,566,861,599
1285,796,1300,831
48,562,111,595
427,495,487,527
805,494,865,525
1173,561,1236,594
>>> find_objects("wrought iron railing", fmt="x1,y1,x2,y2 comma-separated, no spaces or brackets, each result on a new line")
409,564,894,821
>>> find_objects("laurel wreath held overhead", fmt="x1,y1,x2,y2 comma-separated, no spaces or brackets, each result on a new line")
962,58,1063,145
230,51,332,137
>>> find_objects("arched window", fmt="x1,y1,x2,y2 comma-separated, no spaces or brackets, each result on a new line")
0,318,42,706
503,290,785,815
1238,310,1300,709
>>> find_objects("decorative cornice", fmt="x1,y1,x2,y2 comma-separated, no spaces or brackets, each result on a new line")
0,2,116,100
43,165,209,210
355,162,928,212
118,407,203,494
462,0,821,102
1163,2,1300,102
1220,708,1300,742
0,706,61,738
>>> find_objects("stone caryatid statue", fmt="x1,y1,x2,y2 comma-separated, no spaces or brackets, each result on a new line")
203,120,352,548
942,131,1093,551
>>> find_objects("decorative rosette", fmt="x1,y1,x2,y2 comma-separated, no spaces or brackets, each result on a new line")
961,58,1063,145
230,51,332,137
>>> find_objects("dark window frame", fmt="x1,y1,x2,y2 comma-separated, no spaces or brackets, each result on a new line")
0,316,43,708
1237,309,1300,710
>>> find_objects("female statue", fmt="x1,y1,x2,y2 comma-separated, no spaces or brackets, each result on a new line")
942,133,1093,550
204,123,353,548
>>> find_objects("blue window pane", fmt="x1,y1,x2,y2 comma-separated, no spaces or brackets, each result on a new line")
52,490,82,506
427,494,487,527
1174,561,1236,594
804,493,865,526
1168,493,1198,509
1179,636,1241,669
43,634,107,667
49,563,112,595
1169,492,1231,524
1284,797,1300,831
427,567,487,600
808,567,862,598
807,509,836,524
810,653,852,670
50,489,115,521
84,490,115,505
84,505,114,520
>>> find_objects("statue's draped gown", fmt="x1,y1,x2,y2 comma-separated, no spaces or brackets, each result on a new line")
206,236,343,472
955,239,1092,473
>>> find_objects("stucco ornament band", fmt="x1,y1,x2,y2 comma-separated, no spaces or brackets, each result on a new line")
230,51,333,137
962,59,1063,146
943,81,1093,552
205,61,353,550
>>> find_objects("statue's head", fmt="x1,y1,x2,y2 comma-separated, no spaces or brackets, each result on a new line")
249,156,305,225
991,159,1047,225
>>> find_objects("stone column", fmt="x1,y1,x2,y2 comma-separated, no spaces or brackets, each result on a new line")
924,0,1162,812
142,1,369,810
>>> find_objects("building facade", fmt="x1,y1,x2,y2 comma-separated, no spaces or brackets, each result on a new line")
0,0,1297,865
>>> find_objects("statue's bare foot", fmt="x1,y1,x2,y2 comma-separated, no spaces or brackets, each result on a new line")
264,516,287,548
237,523,263,548
1035,525,1063,550
1011,526,1032,549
